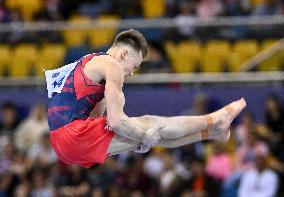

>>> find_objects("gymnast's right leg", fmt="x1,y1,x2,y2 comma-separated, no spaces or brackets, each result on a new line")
107,129,216,155
107,98,246,155
132,98,246,141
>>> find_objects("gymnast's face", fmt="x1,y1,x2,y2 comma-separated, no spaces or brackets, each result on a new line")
119,47,143,78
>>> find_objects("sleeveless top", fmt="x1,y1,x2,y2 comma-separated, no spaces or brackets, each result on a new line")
47,53,108,131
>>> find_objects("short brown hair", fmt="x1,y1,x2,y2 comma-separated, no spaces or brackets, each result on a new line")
113,29,148,59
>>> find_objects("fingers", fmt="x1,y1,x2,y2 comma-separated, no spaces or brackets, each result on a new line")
142,125,164,147
147,125,165,134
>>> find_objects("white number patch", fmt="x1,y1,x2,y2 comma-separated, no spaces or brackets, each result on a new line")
45,62,77,98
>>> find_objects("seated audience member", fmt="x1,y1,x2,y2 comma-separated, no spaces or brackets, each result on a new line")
28,132,57,167
234,112,256,146
0,102,19,155
238,153,279,197
205,143,232,181
15,103,48,152
264,94,284,160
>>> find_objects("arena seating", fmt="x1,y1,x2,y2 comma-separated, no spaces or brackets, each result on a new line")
0,38,282,76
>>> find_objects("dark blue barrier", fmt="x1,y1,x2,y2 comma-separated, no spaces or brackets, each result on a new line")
0,84,283,123
123,84,284,123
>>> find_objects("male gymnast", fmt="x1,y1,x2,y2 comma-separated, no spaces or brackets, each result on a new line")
46,29,246,168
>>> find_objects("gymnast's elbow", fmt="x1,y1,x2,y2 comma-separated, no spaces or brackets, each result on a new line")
107,114,125,132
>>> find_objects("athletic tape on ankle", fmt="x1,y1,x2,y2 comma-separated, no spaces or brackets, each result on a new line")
206,115,213,129
201,129,209,140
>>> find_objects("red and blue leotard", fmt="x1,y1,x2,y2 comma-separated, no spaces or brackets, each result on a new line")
48,53,115,168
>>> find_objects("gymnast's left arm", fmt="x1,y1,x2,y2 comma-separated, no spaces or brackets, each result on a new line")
90,99,106,118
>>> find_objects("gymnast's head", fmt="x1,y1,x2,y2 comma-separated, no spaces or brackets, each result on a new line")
108,29,148,77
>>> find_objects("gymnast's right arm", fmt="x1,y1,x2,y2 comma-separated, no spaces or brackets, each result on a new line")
85,56,161,146
103,61,149,142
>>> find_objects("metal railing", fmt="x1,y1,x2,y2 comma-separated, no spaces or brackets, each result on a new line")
240,38,284,71
0,15,284,32
0,72,283,87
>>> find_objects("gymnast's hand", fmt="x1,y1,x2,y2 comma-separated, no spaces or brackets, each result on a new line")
142,125,164,147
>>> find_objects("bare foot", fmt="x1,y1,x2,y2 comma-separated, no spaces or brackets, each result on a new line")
208,98,246,142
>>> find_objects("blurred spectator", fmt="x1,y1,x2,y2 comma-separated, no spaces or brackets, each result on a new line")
59,0,82,20
171,158,222,197
180,94,210,162
222,131,269,197
175,1,196,40
9,151,31,177
182,94,209,116
264,95,284,196
143,148,165,179
35,0,62,21
159,152,181,195
165,0,180,17
0,143,17,174
14,178,30,197
236,131,269,171
252,0,281,15
105,185,121,197
158,151,192,196
111,0,142,18
205,143,232,181
0,143,31,196
140,42,171,73
91,186,103,197
7,9,25,44
85,157,122,193
28,132,57,167
196,0,224,18
222,0,250,16
249,0,283,38
0,102,19,155
121,156,156,196
195,0,224,40
265,94,284,139
129,190,144,197
0,171,19,196
239,0,252,13
30,168,54,197
78,0,112,18
234,112,256,146
44,0,62,20
56,164,90,196
15,103,48,152
0,102,19,136
251,0,283,38
0,1,9,23
264,94,284,161
178,143,204,166
238,154,279,197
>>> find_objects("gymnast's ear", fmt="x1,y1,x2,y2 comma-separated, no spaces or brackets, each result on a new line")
120,49,128,60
